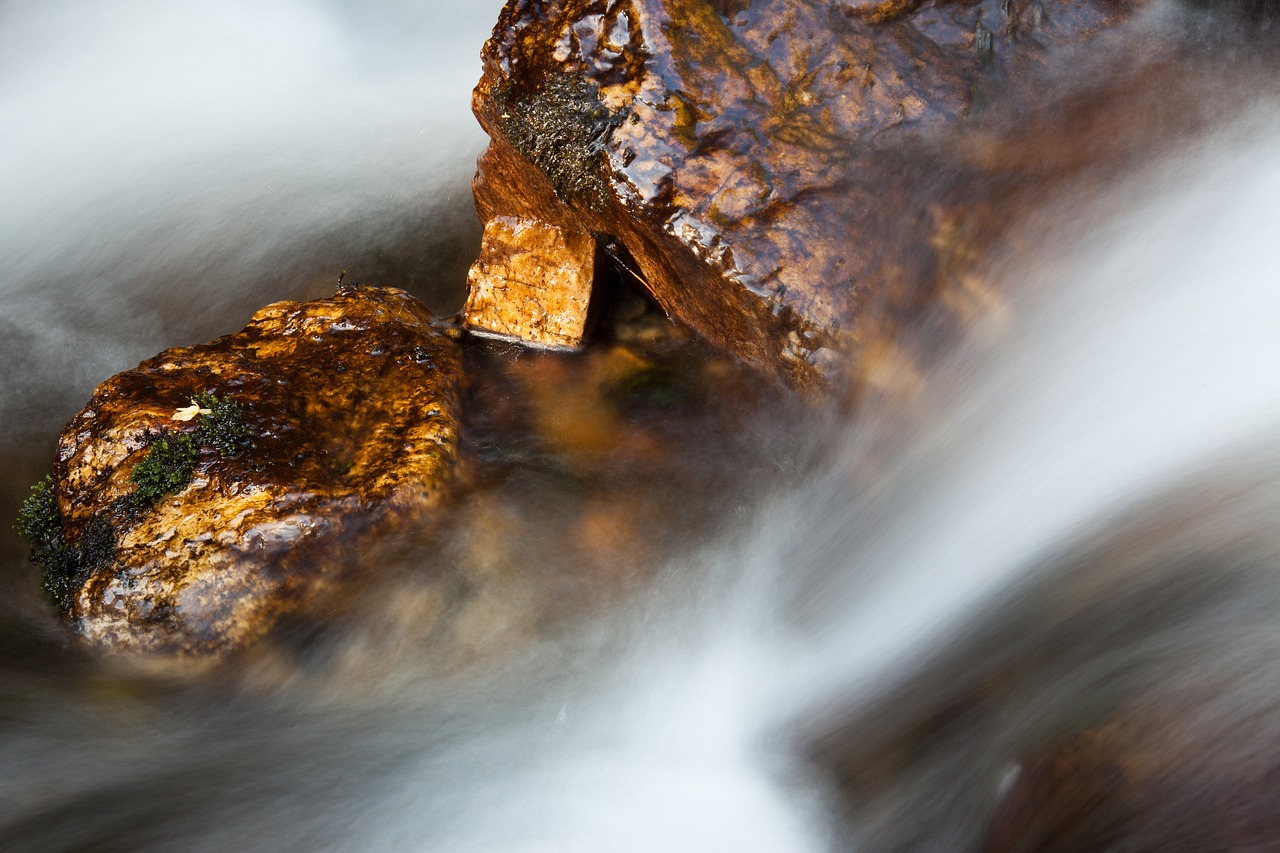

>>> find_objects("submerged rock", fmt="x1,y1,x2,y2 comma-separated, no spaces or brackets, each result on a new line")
36,286,463,656
471,0,1146,393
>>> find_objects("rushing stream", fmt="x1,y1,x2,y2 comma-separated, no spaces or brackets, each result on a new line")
2,0,1280,850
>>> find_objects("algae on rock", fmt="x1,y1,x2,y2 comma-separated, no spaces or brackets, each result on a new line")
24,286,464,656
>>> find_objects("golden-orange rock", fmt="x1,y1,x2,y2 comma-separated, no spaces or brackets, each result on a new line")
50,286,463,656
464,216,597,349
471,0,1147,393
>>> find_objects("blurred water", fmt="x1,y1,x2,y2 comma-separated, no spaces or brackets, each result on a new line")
1,1,1280,851
0,0,500,454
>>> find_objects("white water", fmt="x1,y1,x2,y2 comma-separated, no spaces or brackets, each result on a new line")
0,0,500,450
445,111,1280,851
779,108,1280,716
2,1,1280,851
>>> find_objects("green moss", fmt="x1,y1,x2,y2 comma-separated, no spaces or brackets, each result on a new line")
130,430,198,504
495,70,623,210
74,515,116,572
14,475,116,613
35,542,81,612
15,475,60,549
14,390,254,612
37,516,115,613
192,392,255,458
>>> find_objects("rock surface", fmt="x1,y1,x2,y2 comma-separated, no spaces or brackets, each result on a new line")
226,286,811,689
471,0,1146,393
981,710,1280,852
464,215,598,349
46,286,463,656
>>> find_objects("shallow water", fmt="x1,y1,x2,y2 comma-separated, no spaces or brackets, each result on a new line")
2,1,1280,850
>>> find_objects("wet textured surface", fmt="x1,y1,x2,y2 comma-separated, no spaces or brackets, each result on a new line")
472,0,1147,393
44,287,464,656
464,216,598,349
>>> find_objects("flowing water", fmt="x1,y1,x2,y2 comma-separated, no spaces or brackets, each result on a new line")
2,1,1280,850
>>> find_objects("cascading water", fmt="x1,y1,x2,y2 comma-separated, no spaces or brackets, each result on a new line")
0,0,499,456
2,1,1279,850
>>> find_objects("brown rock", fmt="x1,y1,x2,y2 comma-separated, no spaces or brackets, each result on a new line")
982,710,1280,852
464,215,598,349
47,286,463,656
471,0,1146,393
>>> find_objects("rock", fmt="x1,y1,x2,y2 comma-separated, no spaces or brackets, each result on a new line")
39,286,463,656
470,0,1147,393
981,710,1280,852
463,215,598,349
226,295,816,691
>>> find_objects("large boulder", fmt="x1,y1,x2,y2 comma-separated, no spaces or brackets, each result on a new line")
27,286,464,656
470,0,1147,393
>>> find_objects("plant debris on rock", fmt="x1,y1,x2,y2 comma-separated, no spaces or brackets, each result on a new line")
18,286,464,656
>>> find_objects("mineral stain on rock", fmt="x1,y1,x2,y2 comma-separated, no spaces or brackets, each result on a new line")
464,216,599,349
23,286,464,656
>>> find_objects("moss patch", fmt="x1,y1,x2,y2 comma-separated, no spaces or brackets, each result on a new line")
131,430,198,504
15,479,117,613
39,516,116,612
16,390,256,612
495,69,623,211
15,475,60,549
192,392,255,458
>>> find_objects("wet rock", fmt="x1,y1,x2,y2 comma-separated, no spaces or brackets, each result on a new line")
40,286,463,656
464,216,598,349
471,0,1146,393
232,296,816,694
981,716,1177,853
982,710,1280,852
